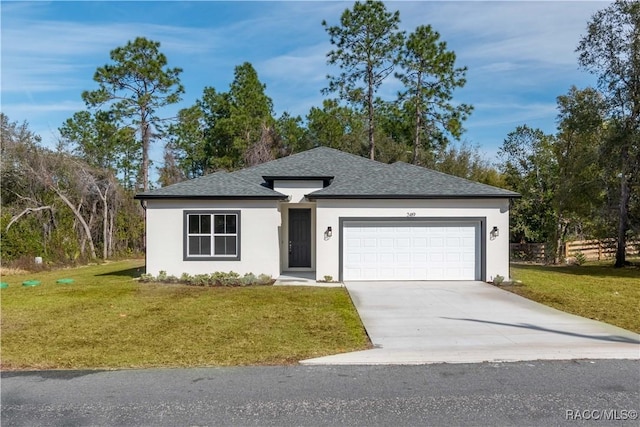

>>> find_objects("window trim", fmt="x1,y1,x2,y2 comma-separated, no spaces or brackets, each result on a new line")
183,210,241,261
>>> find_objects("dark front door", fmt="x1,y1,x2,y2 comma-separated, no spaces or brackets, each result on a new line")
288,209,311,268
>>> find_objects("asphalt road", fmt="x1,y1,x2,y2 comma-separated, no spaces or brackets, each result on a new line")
2,360,639,426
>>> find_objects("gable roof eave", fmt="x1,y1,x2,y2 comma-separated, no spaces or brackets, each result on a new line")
134,194,288,201
306,193,521,200
133,170,288,200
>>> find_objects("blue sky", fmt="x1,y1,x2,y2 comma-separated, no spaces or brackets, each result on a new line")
2,1,609,172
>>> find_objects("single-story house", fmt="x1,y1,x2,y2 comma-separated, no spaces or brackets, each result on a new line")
135,147,520,282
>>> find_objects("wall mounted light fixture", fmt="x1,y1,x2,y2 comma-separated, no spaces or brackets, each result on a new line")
325,226,333,238
491,226,499,238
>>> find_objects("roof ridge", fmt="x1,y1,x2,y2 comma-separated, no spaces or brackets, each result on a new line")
236,146,385,172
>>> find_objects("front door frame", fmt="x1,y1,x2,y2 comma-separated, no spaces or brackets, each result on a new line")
287,207,313,270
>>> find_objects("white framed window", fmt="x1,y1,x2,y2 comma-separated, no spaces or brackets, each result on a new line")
184,210,240,261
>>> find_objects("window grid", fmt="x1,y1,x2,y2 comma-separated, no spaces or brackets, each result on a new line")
184,211,240,260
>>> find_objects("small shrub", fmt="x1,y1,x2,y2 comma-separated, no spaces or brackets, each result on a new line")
139,270,274,287
241,273,257,286
193,274,210,286
573,251,587,266
257,274,274,286
323,275,334,282
493,274,505,285
210,271,227,286
139,273,154,283
221,271,241,287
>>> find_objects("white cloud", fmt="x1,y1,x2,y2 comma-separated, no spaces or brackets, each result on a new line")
259,43,328,84
469,101,558,128
4,100,85,114
476,61,523,73
397,1,605,68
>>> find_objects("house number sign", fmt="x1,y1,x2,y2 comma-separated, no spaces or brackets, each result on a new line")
407,212,416,217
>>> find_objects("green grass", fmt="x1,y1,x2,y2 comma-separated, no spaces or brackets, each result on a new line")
0,260,370,370
504,261,640,333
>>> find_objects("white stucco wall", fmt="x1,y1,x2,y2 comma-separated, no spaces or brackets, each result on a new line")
273,180,324,203
144,197,513,282
144,199,281,278
314,198,512,282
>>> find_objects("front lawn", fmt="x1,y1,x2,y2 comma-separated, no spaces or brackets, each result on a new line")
504,262,640,333
0,260,370,370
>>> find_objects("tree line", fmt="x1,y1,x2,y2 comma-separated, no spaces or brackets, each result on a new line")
1,114,144,263
1,0,637,267
500,0,639,266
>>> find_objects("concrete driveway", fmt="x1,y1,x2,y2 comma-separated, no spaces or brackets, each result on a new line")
301,281,640,365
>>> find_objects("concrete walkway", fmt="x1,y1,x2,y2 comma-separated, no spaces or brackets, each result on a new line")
275,271,343,287
301,281,640,365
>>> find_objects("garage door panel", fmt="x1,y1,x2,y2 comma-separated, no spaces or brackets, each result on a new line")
379,238,394,248
346,253,361,263
412,253,427,262
429,253,444,262
346,238,361,248
379,267,394,277
361,253,376,263
412,268,428,277
344,268,358,279
461,267,475,277
395,268,412,280
429,237,445,247
463,236,475,245
395,238,410,248
396,252,411,263
362,269,378,280
463,252,476,262
446,237,462,247
447,251,463,261
361,238,375,248
379,252,394,263
343,221,479,281
427,268,444,280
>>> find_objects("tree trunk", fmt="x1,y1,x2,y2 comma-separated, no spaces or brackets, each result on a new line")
50,185,97,260
95,180,111,260
141,107,150,192
413,72,423,165
108,206,115,257
101,192,109,260
615,147,630,267
367,66,375,160
88,200,98,257
554,215,563,265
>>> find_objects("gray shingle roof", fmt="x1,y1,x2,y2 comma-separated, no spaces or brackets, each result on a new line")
134,171,286,199
135,147,520,200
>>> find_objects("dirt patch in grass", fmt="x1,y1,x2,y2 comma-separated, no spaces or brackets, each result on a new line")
0,260,370,370
500,262,640,333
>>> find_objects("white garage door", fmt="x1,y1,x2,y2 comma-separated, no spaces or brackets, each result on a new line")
343,221,480,281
